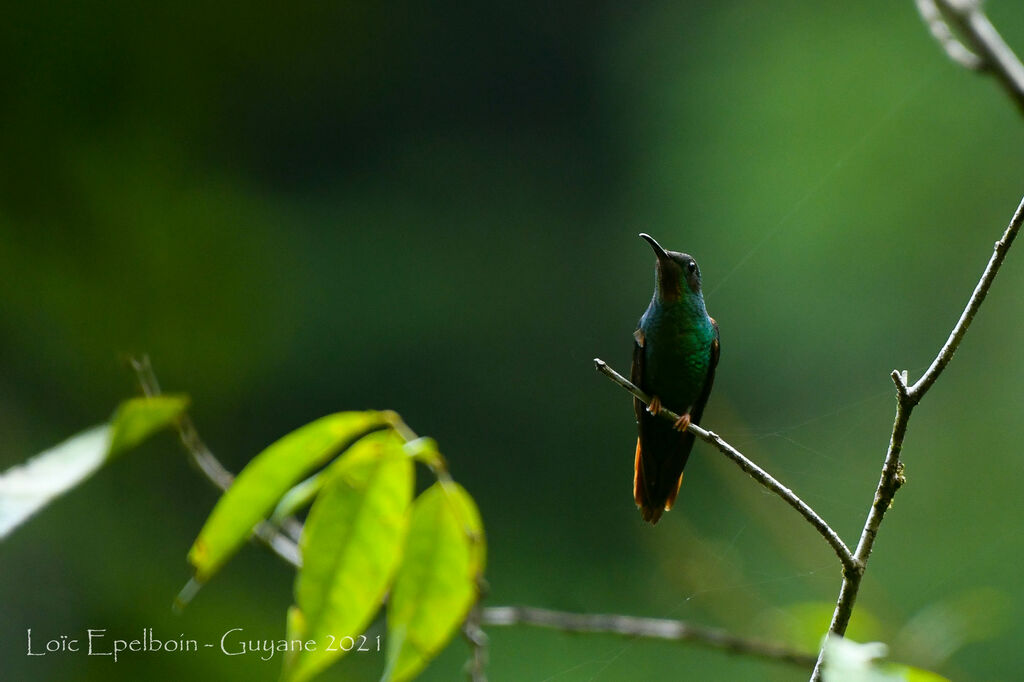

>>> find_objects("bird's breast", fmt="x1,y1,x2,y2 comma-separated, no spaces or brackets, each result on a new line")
640,310,714,411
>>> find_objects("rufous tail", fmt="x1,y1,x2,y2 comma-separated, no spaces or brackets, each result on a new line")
633,437,684,525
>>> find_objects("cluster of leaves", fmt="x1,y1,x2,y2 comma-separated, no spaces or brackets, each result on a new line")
0,400,485,682
187,411,485,682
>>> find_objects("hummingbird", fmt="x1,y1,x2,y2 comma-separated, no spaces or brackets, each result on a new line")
631,233,719,524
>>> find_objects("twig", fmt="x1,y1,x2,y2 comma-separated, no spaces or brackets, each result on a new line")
909,196,1024,398
915,0,984,71
129,356,303,567
593,358,857,576
812,5,1024,678
917,0,1024,112
462,605,489,682
480,606,816,669
808,192,1024,681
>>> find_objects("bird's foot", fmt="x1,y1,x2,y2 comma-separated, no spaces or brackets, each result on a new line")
672,413,691,432
647,396,662,416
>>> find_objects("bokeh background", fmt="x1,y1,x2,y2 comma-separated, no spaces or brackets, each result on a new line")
3,2,1024,680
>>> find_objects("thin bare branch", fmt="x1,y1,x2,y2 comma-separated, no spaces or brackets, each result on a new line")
809,191,1024,680
480,606,816,669
129,356,303,567
462,606,489,682
915,0,984,71
919,0,1024,112
593,358,857,576
910,195,1024,398
813,4,1024,677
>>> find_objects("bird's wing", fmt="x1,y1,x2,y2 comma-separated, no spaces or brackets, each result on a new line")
691,318,720,424
631,328,646,423
631,326,651,515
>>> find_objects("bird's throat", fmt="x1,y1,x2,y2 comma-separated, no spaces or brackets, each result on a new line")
655,263,683,302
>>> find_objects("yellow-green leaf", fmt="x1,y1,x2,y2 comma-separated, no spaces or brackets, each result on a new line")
0,396,188,540
187,411,389,582
284,430,413,682
108,395,189,456
384,481,485,682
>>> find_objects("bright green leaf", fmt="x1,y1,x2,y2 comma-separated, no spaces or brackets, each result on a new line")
187,411,389,582
108,394,189,456
0,395,188,540
384,481,485,682
284,430,413,682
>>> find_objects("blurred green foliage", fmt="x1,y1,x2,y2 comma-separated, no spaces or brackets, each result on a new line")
2,1,1024,680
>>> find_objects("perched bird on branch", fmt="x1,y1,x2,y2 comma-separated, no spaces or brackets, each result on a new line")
632,234,719,524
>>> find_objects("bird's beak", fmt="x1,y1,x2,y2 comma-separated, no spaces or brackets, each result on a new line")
639,233,669,261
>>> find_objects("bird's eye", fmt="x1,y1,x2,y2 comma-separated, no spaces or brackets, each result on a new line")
687,260,698,274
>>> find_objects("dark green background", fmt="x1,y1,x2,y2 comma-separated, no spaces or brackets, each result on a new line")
3,2,1023,680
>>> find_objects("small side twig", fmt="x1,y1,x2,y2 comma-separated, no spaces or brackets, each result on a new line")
915,0,984,70
462,605,489,682
480,606,816,670
909,195,1024,398
129,356,302,567
593,358,857,577
917,0,1024,112
809,192,1024,681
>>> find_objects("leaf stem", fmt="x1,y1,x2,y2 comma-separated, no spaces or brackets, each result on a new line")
129,356,302,569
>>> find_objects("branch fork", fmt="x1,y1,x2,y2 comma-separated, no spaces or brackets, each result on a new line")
596,185,1023,681
809,192,1024,680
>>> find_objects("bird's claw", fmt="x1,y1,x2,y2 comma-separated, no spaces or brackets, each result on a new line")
646,396,662,416
673,413,691,432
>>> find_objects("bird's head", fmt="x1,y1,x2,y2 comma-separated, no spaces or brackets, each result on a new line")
639,233,703,301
